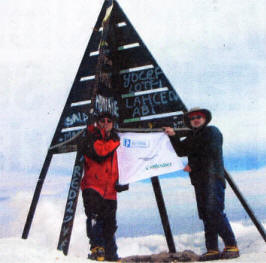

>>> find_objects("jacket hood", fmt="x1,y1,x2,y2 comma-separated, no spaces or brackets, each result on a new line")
184,107,212,128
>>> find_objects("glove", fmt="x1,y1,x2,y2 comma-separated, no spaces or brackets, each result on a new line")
91,127,103,141
110,129,120,141
115,182,129,192
77,127,102,156
77,130,90,155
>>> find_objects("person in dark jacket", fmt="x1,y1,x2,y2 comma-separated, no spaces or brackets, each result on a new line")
163,107,239,261
79,112,128,261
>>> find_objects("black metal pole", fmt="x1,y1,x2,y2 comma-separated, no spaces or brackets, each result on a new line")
57,151,84,255
22,151,53,239
224,169,266,242
151,176,176,253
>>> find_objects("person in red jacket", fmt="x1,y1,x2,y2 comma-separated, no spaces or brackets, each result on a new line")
79,112,128,261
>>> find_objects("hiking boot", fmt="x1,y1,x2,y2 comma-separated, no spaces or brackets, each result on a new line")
88,246,105,261
221,246,240,259
199,250,220,261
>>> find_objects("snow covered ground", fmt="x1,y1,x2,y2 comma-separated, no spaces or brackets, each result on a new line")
0,223,265,263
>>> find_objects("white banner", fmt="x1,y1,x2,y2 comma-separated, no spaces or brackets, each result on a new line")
117,132,184,184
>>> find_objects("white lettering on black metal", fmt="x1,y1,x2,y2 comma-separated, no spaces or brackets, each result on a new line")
57,154,84,254
123,66,163,92
95,94,119,117
122,66,179,118
58,131,80,143
64,112,89,127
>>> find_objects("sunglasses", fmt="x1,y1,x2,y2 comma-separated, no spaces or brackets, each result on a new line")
99,118,113,124
189,115,203,121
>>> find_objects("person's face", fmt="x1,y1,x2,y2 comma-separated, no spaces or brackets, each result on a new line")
98,117,113,134
189,114,206,128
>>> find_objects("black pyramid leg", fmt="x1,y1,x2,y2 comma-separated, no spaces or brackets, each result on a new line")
22,151,53,239
57,151,84,255
225,169,266,242
151,176,176,253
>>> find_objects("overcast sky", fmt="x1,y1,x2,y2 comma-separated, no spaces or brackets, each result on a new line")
1,0,266,175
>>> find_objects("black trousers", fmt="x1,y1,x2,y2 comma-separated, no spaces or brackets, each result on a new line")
82,188,118,258
194,179,237,251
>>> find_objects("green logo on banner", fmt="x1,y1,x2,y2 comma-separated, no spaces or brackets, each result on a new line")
145,162,172,171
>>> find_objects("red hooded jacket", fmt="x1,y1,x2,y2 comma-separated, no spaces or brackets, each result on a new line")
80,125,120,200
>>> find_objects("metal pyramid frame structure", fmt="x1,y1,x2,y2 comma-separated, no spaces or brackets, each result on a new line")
22,0,187,255
50,0,187,154
22,0,265,256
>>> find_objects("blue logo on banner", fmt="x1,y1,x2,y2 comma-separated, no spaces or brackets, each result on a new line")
123,139,131,148
123,138,149,148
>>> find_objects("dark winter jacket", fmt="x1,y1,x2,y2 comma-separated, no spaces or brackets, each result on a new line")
80,125,120,200
170,125,225,187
